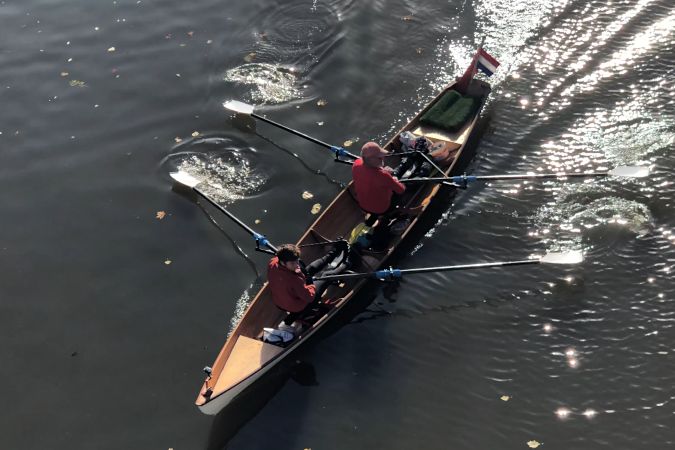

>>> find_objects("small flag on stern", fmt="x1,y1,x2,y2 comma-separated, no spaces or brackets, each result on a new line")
456,45,500,93
476,48,499,76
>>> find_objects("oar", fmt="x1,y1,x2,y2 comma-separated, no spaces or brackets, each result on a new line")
402,166,651,188
169,171,278,254
313,251,583,281
224,100,359,162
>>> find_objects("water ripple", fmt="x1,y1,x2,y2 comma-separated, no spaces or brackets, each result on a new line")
164,135,267,205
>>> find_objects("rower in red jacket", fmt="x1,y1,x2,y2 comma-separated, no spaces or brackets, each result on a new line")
352,142,406,225
267,242,349,327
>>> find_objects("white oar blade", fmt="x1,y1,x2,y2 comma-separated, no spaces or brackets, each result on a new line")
540,251,584,265
170,171,202,188
608,165,650,178
223,100,255,115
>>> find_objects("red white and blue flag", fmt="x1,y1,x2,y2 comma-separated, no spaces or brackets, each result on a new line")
475,48,500,77
456,45,500,93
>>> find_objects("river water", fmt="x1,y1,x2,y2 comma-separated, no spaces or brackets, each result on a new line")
1,0,674,449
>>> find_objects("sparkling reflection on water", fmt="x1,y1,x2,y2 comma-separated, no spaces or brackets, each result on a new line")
1,0,674,449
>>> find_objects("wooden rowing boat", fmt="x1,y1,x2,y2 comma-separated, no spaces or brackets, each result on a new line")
195,77,492,415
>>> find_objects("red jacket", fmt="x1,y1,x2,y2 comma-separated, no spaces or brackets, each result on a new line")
352,158,406,214
267,257,316,312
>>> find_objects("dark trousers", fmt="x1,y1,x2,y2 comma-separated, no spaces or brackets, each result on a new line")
283,252,348,325
364,192,403,226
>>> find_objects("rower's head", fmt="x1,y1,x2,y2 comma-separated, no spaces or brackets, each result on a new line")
277,244,301,271
361,142,389,168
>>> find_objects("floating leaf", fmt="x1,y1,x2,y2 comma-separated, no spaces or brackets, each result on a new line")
191,131,200,137
107,46,116,52
343,139,354,147
302,191,314,200
311,203,321,215
244,52,256,62
69,80,86,87
156,211,166,220
174,137,183,143
500,395,510,401
316,99,327,106
527,441,541,448
164,259,172,265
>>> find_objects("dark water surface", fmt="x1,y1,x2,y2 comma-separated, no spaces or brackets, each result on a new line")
2,0,674,449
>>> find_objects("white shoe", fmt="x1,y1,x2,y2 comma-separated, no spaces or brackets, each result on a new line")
278,322,295,332
290,321,304,333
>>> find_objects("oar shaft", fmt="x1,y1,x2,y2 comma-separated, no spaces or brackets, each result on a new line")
248,112,358,160
251,112,332,149
399,259,538,274
315,259,540,281
475,172,611,181
192,186,278,253
417,152,445,176
403,172,613,184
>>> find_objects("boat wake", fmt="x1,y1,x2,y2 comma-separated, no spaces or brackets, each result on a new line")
228,287,253,337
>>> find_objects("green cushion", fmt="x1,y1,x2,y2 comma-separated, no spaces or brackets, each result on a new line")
419,90,479,132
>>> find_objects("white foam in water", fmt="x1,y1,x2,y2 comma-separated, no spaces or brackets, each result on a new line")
224,63,300,104
176,153,265,205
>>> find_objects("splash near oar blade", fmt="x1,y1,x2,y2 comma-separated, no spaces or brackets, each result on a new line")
608,165,651,178
170,171,202,188
224,100,255,115
540,251,584,265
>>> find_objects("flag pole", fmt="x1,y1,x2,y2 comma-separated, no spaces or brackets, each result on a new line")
456,37,485,94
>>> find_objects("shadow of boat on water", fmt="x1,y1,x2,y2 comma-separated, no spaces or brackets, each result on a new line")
205,356,319,450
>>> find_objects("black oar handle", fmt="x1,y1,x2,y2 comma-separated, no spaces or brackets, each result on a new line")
251,112,358,160
193,186,278,254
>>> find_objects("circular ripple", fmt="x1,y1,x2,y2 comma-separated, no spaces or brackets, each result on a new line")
223,63,301,104
258,3,340,64
165,135,267,205
224,3,342,104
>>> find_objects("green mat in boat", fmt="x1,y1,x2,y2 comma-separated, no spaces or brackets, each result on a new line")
419,90,479,132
